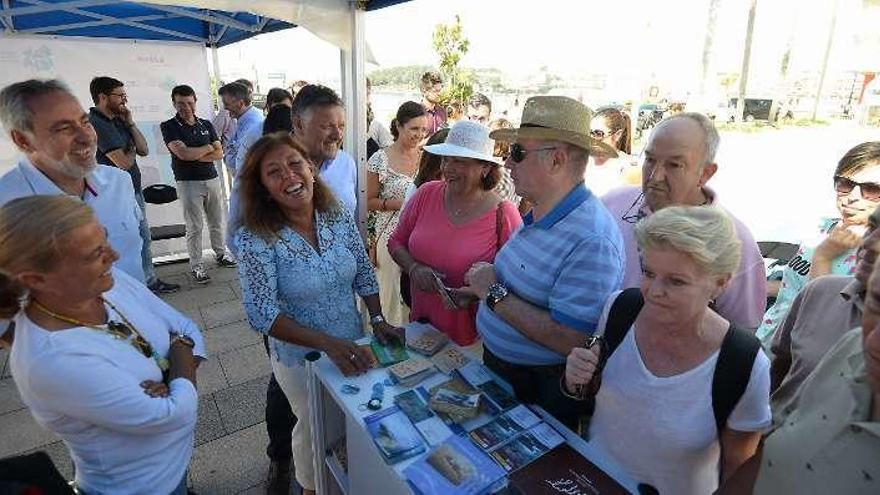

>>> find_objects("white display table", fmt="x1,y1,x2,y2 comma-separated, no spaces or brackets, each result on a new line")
305,324,640,495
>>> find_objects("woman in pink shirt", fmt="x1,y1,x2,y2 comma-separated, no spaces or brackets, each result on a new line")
389,121,522,346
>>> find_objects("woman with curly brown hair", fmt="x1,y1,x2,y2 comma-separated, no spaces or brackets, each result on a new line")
234,133,403,495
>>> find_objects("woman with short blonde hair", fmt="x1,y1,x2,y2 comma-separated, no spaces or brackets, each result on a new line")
565,206,770,495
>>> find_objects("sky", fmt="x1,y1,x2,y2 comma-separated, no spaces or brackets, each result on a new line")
216,0,874,98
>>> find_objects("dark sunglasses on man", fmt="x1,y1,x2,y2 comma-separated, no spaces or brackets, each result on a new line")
834,175,880,201
507,143,558,163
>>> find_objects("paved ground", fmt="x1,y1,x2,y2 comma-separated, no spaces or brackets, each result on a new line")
0,261,287,494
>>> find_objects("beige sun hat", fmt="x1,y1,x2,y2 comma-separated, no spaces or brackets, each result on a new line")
490,95,618,158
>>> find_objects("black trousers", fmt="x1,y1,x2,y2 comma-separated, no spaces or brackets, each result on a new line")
263,335,297,460
483,347,588,432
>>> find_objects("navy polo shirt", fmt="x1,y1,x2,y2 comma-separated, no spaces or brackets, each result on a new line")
88,108,142,193
159,116,220,182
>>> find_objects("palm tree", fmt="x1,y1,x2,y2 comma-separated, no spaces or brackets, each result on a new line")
736,0,759,122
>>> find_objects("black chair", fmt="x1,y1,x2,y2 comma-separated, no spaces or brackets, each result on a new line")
142,184,186,241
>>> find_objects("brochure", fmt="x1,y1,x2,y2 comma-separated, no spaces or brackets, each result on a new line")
489,423,565,472
469,405,542,450
394,389,454,446
363,406,426,464
404,434,506,495
478,380,518,412
370,339,409,367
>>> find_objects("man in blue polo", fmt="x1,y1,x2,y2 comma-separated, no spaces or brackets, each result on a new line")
463,96,624,429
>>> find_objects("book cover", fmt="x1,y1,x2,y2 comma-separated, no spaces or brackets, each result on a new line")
404,434,506,495
431,347,472,374
406,327,449,357
389,358,436,387
489,423,565,472
505,444,630,495
469,405,541,450
363,406,426,464
370,339,409,367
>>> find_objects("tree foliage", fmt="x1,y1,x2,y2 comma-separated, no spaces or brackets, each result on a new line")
432,15,474,108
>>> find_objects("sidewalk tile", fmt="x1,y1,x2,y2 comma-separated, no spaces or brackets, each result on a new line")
0,377,24,415
189,423,269,494
201,301,246,329
204,320,261,356
197,357,229,396
0,408,58,457
213,375,269,434
218,343,271,387
195,396,226,447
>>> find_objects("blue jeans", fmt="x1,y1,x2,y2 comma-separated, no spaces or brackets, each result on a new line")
134,190,157,284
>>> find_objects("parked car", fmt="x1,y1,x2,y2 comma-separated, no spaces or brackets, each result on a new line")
728,97,776,122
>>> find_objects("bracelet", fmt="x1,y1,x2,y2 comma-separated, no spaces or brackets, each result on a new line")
559,376,588,401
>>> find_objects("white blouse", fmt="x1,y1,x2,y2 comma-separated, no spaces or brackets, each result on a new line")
10,268,207,495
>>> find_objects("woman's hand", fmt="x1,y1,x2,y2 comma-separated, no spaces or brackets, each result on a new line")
815,222,863,261
322,336,372,377
140,380,170,398
373,321,406,346
564,346,601,395
410,263,444,293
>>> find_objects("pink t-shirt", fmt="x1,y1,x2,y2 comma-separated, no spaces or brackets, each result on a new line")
388,180,522,345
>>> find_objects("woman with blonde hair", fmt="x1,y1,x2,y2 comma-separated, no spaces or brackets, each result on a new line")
1,195,205,494
564,206,771,495
234,133,402,495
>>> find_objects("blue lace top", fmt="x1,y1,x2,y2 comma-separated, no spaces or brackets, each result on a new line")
235,209,379,366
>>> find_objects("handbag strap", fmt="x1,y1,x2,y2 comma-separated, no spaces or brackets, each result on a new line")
495,202,503,252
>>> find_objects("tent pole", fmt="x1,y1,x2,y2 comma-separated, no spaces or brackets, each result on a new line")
342,1,367,237
210,43,231,214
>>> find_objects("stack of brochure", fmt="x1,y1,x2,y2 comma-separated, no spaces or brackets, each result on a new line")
364,406,426,464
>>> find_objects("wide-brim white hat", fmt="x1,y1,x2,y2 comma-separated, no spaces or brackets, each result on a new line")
423,120,499,164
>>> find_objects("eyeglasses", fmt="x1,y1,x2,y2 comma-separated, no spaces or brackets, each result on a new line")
508,143,557,163
590,129,609,139
621,191,649,224
109,92,128,99
834,175,880,201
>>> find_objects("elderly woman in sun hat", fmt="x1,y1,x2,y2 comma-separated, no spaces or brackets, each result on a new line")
389,120,522,350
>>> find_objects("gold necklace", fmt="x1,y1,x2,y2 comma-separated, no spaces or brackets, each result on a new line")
30,298,169,372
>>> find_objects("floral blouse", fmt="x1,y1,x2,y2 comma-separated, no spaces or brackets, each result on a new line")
367,148,415,239
235,210,379,366
756,217,858,348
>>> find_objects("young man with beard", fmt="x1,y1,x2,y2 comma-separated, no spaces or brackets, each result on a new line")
88,76,179,294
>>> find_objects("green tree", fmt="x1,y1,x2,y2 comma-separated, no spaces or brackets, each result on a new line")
432,15,473,109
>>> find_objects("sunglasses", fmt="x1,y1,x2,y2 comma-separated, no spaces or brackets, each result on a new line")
508,143,558,163
834,175,880,201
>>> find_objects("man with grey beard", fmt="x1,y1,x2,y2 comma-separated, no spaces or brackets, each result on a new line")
0,79,146,345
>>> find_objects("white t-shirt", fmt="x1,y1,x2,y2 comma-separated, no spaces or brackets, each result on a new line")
10,268,207,495
588,323,772,495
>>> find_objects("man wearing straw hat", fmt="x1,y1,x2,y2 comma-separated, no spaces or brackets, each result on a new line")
462,95,624,429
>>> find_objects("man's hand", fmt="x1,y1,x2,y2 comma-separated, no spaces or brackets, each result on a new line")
462,262,497,300
117,104,134,125
815,222,863,261
373,321,405,346
140,380,170,398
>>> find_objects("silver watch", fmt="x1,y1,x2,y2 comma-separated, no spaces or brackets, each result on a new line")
486,283,509,311
369,314,386,327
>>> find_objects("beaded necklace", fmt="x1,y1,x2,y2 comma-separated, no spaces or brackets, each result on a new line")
30,298,169,372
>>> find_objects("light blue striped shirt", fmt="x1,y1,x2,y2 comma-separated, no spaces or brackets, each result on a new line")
477,182,624,365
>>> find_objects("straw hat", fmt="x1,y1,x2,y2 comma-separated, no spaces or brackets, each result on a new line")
423,120,498,164
490,96,618,157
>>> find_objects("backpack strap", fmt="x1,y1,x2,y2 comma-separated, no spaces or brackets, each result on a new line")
711,325,761,433
603,288,644,357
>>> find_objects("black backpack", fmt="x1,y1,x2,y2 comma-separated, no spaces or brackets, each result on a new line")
602,288,762,433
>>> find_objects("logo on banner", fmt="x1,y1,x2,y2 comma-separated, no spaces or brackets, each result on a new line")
22,46,54,72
